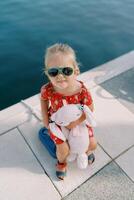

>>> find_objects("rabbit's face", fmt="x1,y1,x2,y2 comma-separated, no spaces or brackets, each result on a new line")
51,104,83,126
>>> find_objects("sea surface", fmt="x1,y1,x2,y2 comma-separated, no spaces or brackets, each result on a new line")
0,0,134,110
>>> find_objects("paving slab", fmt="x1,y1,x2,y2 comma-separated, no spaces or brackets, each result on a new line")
21,100,42,121
116,146,134,182
100,67,134,114
63,162,134,200
0,129,61,200
90,85,134,159
78,51,134,87
22,94,40,107
0,112,30,135
18,115,111,197
0,99,41,135
0,102,26,119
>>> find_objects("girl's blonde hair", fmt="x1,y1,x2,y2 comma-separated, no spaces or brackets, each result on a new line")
44,43,80,75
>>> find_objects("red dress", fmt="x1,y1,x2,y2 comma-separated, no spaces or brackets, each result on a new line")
41,81,94,144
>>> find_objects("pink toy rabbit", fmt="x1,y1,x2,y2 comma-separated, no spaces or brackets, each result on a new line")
49,104,96,169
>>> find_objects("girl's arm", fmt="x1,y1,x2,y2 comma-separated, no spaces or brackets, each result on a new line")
86,88,94,112
40,98,49,129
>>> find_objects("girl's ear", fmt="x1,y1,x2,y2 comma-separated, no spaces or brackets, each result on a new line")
74,63,80,75
74,68,80,75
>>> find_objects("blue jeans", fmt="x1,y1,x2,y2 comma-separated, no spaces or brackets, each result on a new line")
38,127,57,159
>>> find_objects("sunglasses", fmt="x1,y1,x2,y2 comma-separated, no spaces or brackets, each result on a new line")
46,67,74,77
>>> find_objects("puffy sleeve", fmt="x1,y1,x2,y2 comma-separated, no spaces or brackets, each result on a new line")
80,85,93,106
40,83,50,101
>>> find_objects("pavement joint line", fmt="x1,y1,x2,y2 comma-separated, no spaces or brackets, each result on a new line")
0,116,35,136
17,126,47,175
113,144,134,161
17,126,62,198
97,143,113,160
113,160,134,184
0,126,22,137
98,142,134,163
62,160,114,200
98,143,134,183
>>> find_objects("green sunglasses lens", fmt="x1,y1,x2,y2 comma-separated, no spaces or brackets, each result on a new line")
47,67,73,77
62,67,73,76
47,68,59,77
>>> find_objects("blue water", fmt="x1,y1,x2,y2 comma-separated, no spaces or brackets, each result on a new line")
0,0,134,110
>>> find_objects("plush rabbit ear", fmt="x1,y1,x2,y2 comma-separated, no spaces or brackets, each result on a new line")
49,122,66,141
83,105,97,127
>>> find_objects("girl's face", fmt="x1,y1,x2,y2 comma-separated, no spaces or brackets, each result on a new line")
46,53,78,90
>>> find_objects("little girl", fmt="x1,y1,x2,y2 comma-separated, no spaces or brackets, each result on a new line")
40,43,97,180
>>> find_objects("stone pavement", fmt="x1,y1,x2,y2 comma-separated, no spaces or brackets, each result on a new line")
0,52,134,200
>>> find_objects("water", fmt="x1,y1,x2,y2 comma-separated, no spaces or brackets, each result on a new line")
0,0,134,110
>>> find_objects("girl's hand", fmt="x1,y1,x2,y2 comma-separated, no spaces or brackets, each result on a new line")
65,112,86,129
65,120,79,129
